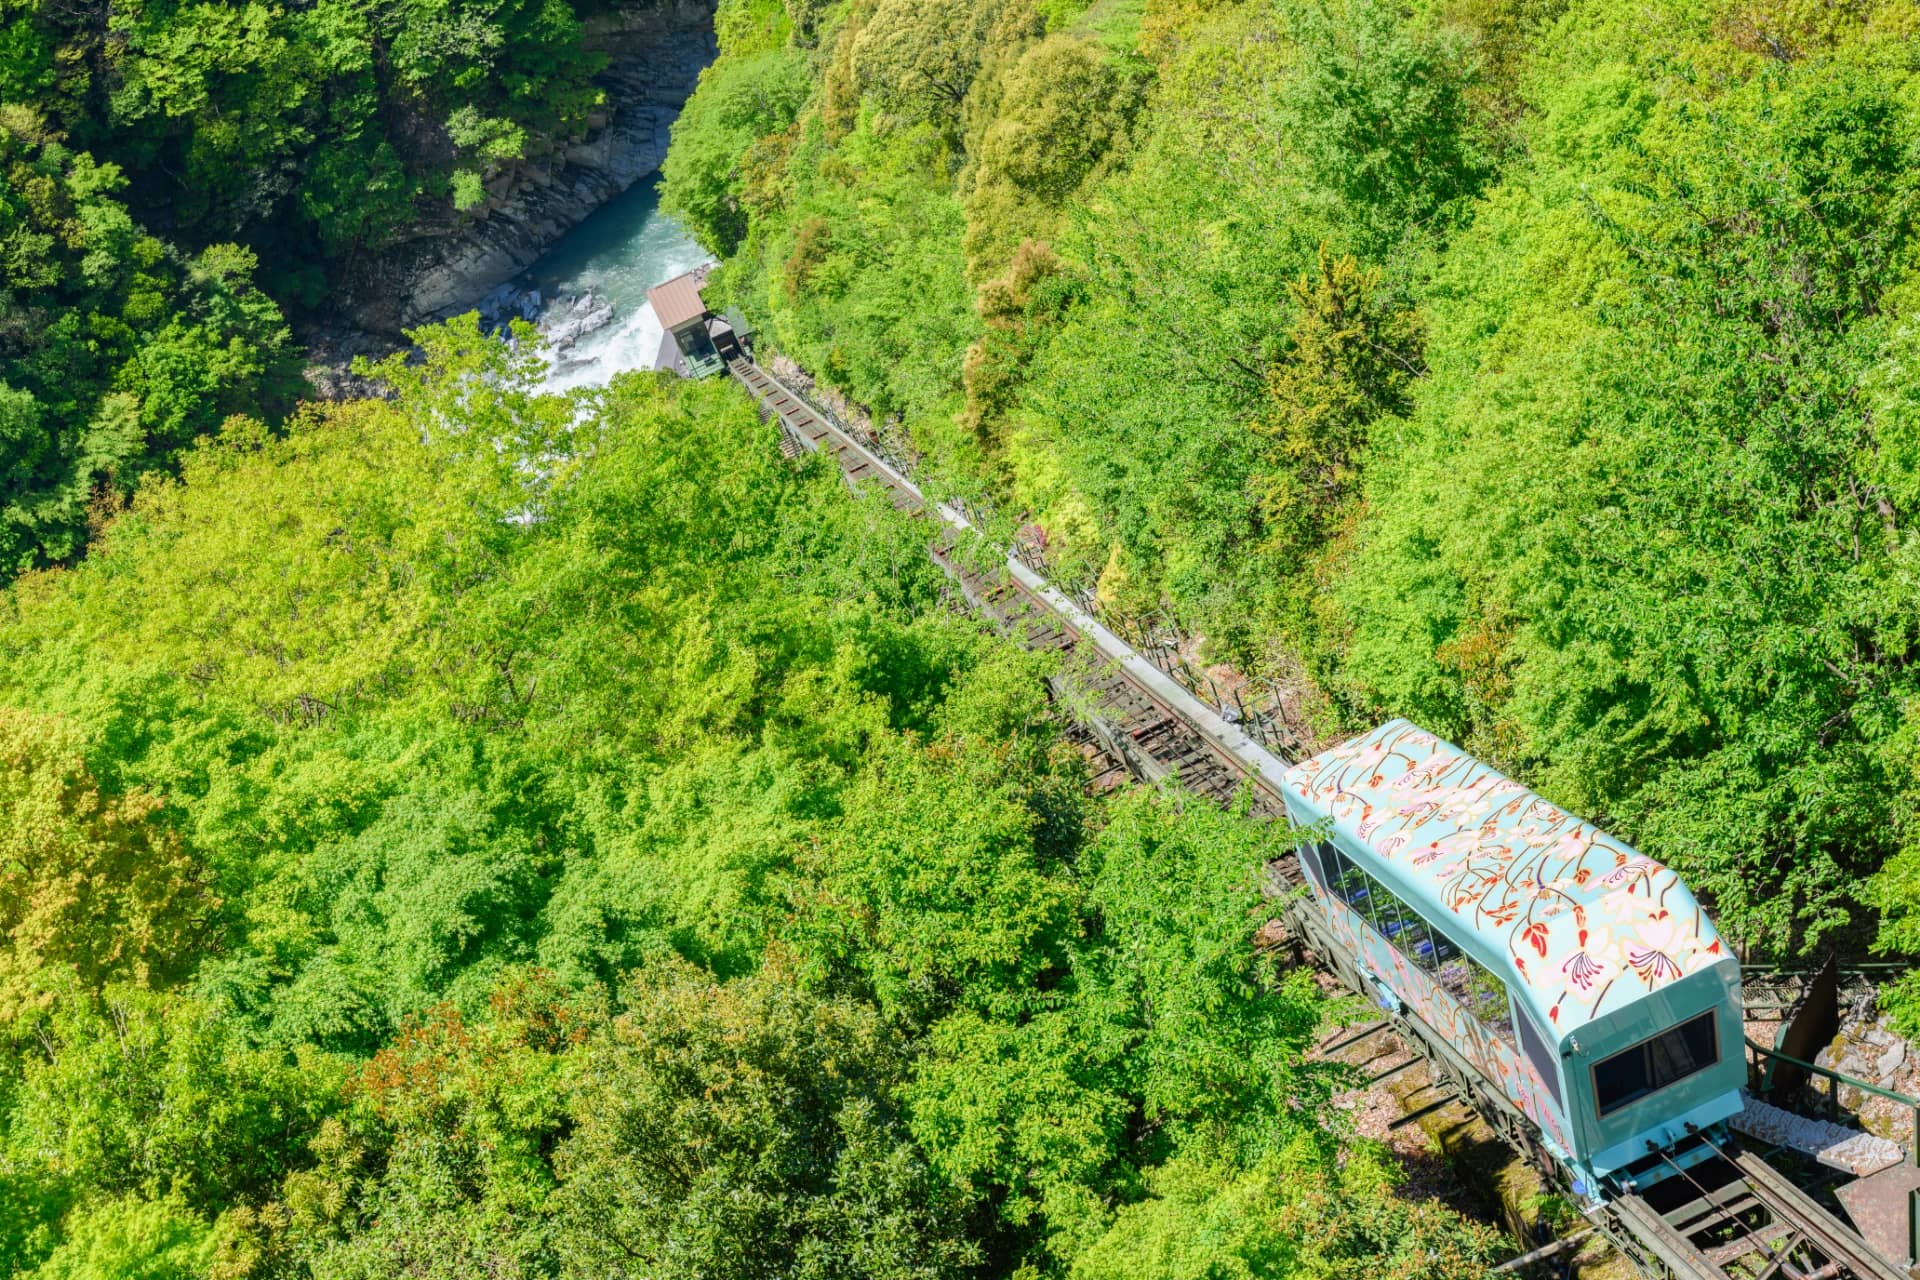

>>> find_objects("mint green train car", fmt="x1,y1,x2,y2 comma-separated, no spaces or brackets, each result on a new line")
1280,719,1747,1200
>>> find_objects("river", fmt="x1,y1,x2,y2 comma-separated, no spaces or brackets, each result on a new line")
521,173,712,391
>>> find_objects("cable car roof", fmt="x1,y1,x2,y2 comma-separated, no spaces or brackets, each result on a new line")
1281,718,1728,1036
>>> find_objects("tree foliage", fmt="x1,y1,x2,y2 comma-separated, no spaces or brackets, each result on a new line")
678,0,1920,978
2,0,606,266
0,110,296,574
0,330,1486,1276
0,709,213,1025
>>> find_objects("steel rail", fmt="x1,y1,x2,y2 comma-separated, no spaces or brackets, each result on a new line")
732,355,1295,810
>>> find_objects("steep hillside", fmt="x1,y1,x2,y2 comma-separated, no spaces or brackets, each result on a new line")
672,0,1920,991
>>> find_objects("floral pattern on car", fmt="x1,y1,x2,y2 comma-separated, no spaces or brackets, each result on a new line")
1314,884,1573,1152
1285,719,1726,1033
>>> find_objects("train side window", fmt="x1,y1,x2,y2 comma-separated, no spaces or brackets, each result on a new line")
1593,1012,1719,1117
1461,956,1516,1046
1339,860,1379,917
1515,1007,1563,1111
1433,951,1477,1007
1328,852,1374,909
1297,842,1327,893
1354,868,1391,931
1393,904,1439,972
1354,870,1453,978
1331,848,1517,1050
1308,842,1338,896
1362,871,1407,942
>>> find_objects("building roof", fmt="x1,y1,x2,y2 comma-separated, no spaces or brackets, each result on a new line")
1281,719,1727,1038
647,271,708,331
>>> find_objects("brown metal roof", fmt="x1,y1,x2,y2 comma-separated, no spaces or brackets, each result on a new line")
647,271,708,331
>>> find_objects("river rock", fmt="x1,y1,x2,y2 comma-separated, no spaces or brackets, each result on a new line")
541,291,618,348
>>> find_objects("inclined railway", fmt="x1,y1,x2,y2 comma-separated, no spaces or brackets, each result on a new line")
728,353,1918,1280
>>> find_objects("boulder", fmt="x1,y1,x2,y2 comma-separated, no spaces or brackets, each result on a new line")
540,292,618,348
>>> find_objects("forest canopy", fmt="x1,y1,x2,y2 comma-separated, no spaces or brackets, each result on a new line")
0,336,1501,1277
9,0,1920,1271
670,0,1920,992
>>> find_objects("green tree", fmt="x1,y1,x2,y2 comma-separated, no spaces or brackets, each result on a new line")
960,35,1140,279
0,709,214,1025
553,961,979,1280
1254,248,1419,566
661,50,813,253
0,110,296,573
851,0,1041,132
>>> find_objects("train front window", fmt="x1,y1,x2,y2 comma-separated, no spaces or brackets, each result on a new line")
1593,1012,1719,1117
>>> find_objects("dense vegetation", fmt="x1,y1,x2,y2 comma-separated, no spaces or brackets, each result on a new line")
0,0,636,573
667,0,1920,992
0,334,1503,1276
10,0,1920,1270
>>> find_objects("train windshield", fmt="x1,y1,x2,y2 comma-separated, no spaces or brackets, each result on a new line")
1592,1011,1719,1117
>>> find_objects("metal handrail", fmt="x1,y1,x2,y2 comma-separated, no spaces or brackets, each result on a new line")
746,346,1304,761
1742,960,1916,978
1745,1035,1920,1166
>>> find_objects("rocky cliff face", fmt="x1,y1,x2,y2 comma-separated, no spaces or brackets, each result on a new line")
331,0,716,337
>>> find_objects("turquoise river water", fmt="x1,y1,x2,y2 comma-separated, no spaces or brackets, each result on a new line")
523,173,712,391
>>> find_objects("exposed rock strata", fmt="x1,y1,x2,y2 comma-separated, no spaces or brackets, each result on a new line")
330,0,715,337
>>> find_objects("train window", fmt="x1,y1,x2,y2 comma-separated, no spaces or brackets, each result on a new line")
1390,904,1439,972
1462,959,1516,1045
1592,1012,1719,1117
1326,848,1375,915
1325,849,1515,1046
1315,843,1521,1050
1300,842,1334,895
1427,948,1514,1046
1358,870,1398,934
1515,1008,1563,1111
1298,843,1322,892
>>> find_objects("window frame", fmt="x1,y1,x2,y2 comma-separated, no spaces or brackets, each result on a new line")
1515,1005,1564,1110
1321,839,1517,1050
1589,1010,1721,1120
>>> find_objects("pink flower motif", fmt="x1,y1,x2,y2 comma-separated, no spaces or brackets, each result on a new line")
1552,830,1591,859
1562,950,1608,991
1629,903,1689,957
1628,947,1682,984
1601,856,1665,889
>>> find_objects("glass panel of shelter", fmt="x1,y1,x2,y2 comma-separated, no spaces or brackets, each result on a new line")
1320,843,1517,1049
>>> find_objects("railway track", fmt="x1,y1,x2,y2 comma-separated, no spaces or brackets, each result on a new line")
727,353,1913,1280
1611,1148,1906,1280
731,355,1286,821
